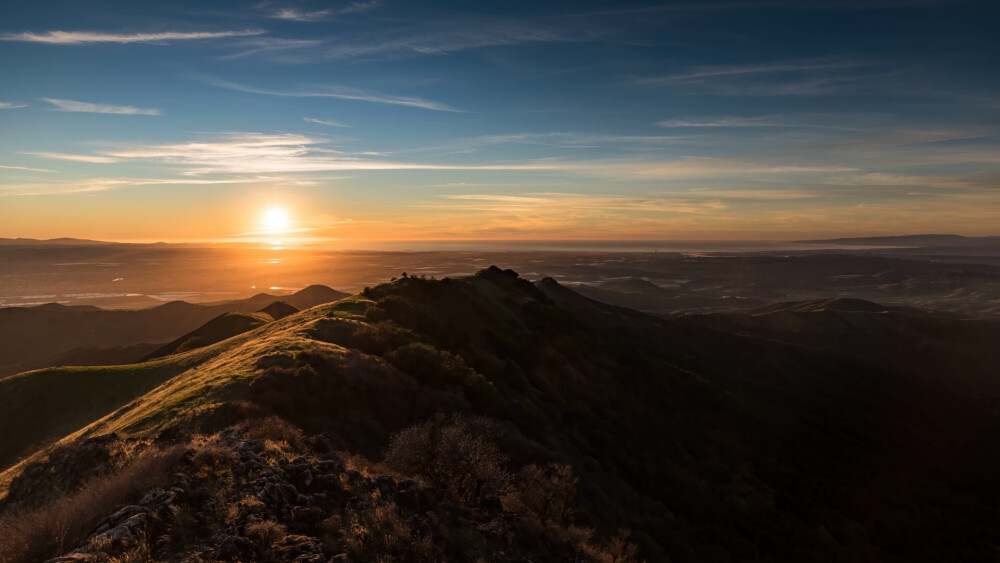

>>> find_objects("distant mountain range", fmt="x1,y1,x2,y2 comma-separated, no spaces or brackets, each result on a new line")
0,285,348,376
797,234,1000,247
0,237,118,246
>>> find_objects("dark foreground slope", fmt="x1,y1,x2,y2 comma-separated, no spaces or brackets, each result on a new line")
3,268,1000,561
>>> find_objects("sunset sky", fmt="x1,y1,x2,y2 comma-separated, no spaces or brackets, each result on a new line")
1,0,998,243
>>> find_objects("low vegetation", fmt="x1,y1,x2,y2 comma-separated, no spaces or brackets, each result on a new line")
0,416,636,562
0,443,184,563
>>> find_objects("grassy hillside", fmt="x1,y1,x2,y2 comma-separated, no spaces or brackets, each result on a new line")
146,311,274,359
0,285,347,376
3,270,1000,561
0,358,197,470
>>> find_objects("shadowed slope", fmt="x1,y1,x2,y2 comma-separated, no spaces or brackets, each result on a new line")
0,358,199,470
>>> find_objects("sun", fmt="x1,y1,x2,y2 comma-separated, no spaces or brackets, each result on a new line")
261,206,291,234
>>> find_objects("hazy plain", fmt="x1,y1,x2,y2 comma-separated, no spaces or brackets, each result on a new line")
4,238,1000,318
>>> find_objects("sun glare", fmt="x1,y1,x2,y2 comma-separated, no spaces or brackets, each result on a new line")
261,207,291,234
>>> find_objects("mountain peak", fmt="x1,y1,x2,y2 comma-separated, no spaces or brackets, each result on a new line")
257,301,299,320
475,265,520,279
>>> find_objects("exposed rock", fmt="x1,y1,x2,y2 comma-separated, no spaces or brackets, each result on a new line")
16,422,620,563
216,535,255,561
273,534,325,561
46,555,99,563
374,475,397,502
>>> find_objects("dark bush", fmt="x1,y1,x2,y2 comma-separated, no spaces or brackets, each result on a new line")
512,463,578,525
351,320,417,356
384,415,511,505
365,295,417,326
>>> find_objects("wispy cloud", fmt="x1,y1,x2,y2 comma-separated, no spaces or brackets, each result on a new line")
826,172,989,190
635,58,887,96
317,19,590,61
99,132,555,175
0,177,280,197
217,37,323,60
0,101,26,109
25,152,119,163
0,164,52,172
1,29,266,44
178,12,616,63
399,132,689,155
435,192,729,216
469,132,686,147
207,79,460,112
654,113,880,131
568,158,858,180
304,117,352,128
41,98,161,115
270,1,379,21
656,116,786,127
681,188,831,200
640,60,861,84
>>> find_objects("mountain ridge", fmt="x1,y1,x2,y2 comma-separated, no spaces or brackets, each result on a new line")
3,269,1000,560
796,233,1000,247
0,285,349,377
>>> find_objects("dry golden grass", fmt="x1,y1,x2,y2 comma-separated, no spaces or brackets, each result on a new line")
246,520,287,546
0,445,184,563
342,495,434,562
240,415,304,447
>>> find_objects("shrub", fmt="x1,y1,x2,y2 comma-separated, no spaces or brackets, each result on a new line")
384,415,510,504
342,499,424,561
365,295,417,327
583,529,640,563
240,415,304,447
387,342,478,388
189,439,235,480
351,320,416,355
510,463,578,525
0,445,184,563
246,520,287,546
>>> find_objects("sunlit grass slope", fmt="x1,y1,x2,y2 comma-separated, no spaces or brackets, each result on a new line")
146,311,274,359
0,295,373,493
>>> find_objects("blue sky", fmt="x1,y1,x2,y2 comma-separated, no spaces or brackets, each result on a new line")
0,0,998,242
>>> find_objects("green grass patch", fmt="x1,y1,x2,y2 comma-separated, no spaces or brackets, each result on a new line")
0,359,193,470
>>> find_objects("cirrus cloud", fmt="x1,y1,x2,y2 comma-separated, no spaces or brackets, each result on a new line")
41,98,161,115
1,29,266,44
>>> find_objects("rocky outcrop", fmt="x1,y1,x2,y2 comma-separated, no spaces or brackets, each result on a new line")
16,422,614,563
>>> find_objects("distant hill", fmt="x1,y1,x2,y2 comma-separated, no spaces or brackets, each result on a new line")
0,237,115,246
0,286,349,376
47,343,162,368
145,311,273,359
796,234,1000,247
257,300,298,320
277,285,347,310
